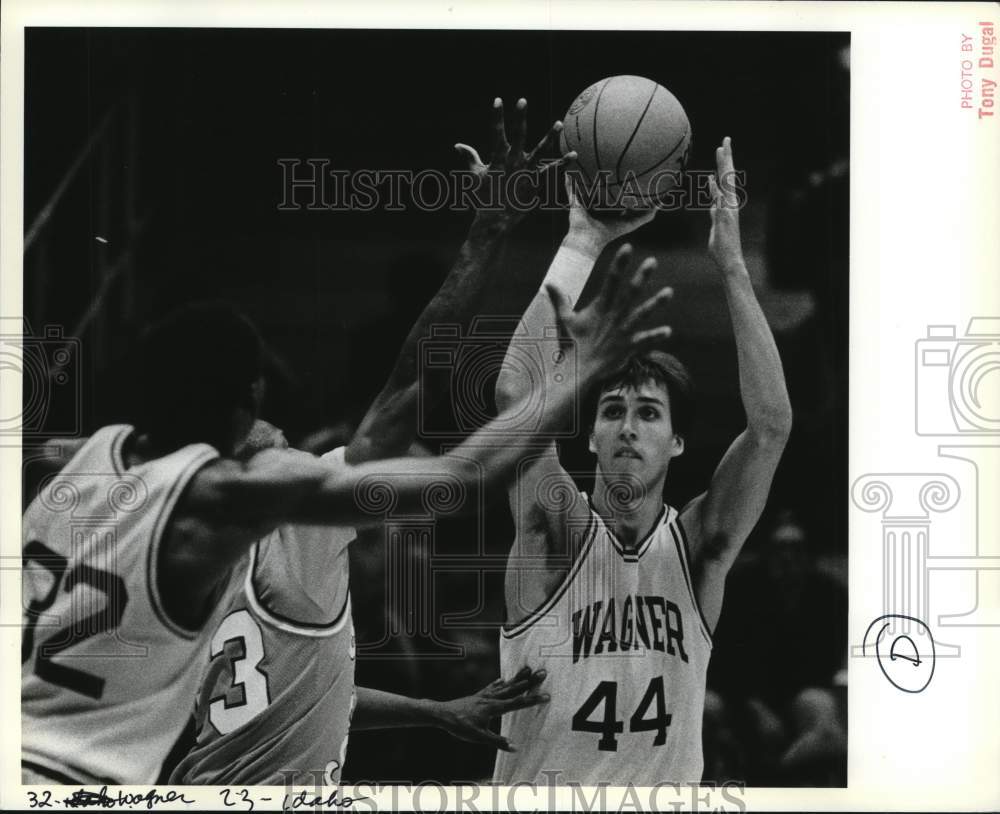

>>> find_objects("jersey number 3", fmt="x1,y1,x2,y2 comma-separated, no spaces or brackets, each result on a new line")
208,610,271,735
571,677,672,751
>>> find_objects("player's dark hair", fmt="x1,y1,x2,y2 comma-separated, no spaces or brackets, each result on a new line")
588,351,694,438
132,301,263,452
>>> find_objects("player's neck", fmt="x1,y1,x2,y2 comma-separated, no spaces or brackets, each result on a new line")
591,473,665,550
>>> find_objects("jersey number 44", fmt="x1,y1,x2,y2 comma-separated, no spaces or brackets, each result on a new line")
571,676,673,751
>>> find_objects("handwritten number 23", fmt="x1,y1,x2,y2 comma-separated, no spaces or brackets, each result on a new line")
219,788,254,810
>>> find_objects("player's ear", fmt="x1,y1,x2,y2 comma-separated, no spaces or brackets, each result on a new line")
588,425,597,455
672,434,685,457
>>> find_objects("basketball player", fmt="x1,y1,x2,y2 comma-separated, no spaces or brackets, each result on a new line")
492,137,793,785
28,424,552,784
166,98,573,786
21,142,670,787
168,424,550,785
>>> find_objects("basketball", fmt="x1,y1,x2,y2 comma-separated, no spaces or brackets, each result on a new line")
560,75,691,208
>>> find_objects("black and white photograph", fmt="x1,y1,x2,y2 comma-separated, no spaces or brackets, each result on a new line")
3,3,996,812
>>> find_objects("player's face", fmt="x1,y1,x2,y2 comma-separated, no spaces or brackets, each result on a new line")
589,380,684,486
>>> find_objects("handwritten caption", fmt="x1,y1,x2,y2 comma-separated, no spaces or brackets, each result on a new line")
961,21,996,119
26,785,366,811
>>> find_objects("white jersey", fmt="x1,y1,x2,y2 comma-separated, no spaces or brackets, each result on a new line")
494,497,713,786
171,448,357,786
22,424,227,784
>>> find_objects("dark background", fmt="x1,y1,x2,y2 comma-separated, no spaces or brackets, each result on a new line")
24,28,849,785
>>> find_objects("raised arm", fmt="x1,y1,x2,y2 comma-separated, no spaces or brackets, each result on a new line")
346,98,570,464
680,137,793,629
494,181,657,412
172,258,673,593
496,186,660,625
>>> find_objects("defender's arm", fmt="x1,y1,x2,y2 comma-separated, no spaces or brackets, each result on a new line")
352,667,548,751
172,261,672,605
346,99,569,464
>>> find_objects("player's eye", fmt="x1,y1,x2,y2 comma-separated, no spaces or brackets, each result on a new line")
601,404,624,420
639,406,661,420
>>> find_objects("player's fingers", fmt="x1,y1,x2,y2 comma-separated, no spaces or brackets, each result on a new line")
510,97,528,158
503,665,536,685
493,668,547,699
628,256,657,294
494,734,517,752
538,150,577,176
598,243,632,311
723,140,740,208
491,97,510,164
630,325,674,352
717,137,736,190
714,171,739,212
466,726,513,751
490,667,533,695
492,679,531,699
523,667,547,687
484,677,505,693
610,249,654,315
544,283,572,328
526,120,562,164
454,143,485,173
621,286,673,332
707,174,720,216
498,691,551,713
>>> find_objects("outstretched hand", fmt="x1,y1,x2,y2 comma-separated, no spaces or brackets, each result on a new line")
707,136,746,273
546,243,674,378
436,667,549,752
566,175,657,254
455,97,575,228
